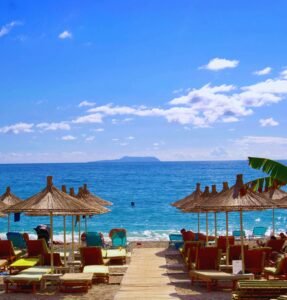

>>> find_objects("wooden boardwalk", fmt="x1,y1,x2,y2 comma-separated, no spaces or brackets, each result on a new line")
114,248,178,299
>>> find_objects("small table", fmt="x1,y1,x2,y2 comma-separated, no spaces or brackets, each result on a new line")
42,273,62,289
59,273,93,293
190,270,254,292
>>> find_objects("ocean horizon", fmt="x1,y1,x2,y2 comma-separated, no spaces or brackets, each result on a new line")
1,160,286,242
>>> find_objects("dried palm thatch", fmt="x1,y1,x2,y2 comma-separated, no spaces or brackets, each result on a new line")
262,188,287,201
4,176,104,215
171,183,202,209
82,184,112,206
0,200,8,212
182,186,212,212
0,186,22,206
0,212,5,217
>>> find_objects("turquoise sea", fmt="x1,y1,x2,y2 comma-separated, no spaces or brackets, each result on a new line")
0,161,286,241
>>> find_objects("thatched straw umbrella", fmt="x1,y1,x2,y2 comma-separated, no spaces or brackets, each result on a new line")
261,189,287,234
171,183,202,232
1,187,22,231
82,184,112,206
192,174,276,273
5,176,106,272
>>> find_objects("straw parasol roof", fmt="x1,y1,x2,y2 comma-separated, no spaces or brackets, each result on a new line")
82,184,112,206
262,189,287,201
5,176,105,216
193,174,276,213
182,186,212,212
0,200,8,212
171,183,202,209
0,186,22,206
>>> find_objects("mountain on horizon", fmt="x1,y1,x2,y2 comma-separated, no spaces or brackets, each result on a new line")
90,156,161,163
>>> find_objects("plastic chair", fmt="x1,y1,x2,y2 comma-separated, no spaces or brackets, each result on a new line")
6,232,27,249
252,226,267,238
86,232,105,247
109,229,127,248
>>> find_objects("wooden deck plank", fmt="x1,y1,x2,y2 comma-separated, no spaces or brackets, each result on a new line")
114,248,177,300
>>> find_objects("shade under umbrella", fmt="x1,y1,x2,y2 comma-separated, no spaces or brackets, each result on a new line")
5,176,106,272
192,174,276,273
82,184,113,206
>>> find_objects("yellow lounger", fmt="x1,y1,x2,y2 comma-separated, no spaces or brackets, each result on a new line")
9,257,40,274
83,265,109,283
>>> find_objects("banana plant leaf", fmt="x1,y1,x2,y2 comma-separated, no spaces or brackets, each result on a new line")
248,157,287,190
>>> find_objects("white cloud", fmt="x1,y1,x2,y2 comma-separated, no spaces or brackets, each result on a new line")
126,136,135,140
61,135,76,141
259,118,279,127
120,142,128,146
253,67,272,76
0,122,34,134
92,128,104,132
280,69,287,79
58,31,72,39
78,101,96,107
36,122,71,131
200,58,239,71
85,136,95,142
112,138,119,142
236,136,287,145
0,21,22,38
73,113,103,124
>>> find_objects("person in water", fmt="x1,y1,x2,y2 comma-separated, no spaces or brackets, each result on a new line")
131,201,135,207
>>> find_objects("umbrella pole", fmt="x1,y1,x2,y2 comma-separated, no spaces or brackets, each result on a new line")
272,208,275,235
85,216,87,233
63,216,67,267
78,216,81,247
72,216,75,261
50,212,54,273
240,210,245,274
225,211,229,264
214,212,217,241
206,212,209,244
197,212,200,233
8,213,10,232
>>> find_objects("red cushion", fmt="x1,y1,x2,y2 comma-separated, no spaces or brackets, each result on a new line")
80,247,104,266
196,247,220,270
182,231,195,241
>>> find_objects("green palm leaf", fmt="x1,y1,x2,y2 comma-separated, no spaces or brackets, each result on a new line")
248,157,287,183
246,176,284,191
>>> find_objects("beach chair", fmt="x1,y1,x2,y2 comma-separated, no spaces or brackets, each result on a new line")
4,266,52,293
105,248,128,264
180,241,203,263
182,230,196,241
169,233,183,249
228,244,248,264
26,239,49,257
59,273,93,293
7,232,27,250
264,256,287,279
232,280,287,300
232,230,246,240
109,228,127,248
86,232,105,247
195,247,221,270
0,240,21,263
186,242,203,268
266,239,285,252
251,226,267,238
244,248,266,276
80,246,109,283
43,253,63,267
217,236,235,254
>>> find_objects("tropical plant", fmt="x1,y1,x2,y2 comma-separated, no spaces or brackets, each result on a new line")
247,157,287,191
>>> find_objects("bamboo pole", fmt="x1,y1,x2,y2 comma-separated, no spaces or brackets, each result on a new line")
63,216,67,267
206,212,209,244
50,212,54,273
240,210,245,274
225,211,229,264
71,215,75,261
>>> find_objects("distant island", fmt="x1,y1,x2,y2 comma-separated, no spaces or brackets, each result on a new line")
90,156,161,163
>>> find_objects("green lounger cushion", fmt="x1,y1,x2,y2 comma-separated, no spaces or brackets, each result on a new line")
10,258,40,268
83,265,109,275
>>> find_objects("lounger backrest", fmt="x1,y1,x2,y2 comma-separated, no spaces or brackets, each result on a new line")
110,229,127,247
266,239,285,252
6,232,27,249
80,246,104,266
228,245,248,264
252,226,267,237
195,247,221,270
86,232,104,247
187,243,202,265
232,230,246,238
169,234,183,242
217,236,235,252
26,239,49,257
0,240,15,258
244,249,266,274
43,253,63,267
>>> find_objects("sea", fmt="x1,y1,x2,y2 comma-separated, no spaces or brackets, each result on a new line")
0,160,286,242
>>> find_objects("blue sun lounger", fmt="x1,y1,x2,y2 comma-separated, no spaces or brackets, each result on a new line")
169,233,184,249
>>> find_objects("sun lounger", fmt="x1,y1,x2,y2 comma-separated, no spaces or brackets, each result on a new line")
169,233,183,249
190,270,254,291
86,232,105,247
7,232,27,250
250,226,267,239
264,256,287,279
109,228,127,248
9,257,40,274
217,236,235,254
59,272,93,293
0,240,22,263
233,230,246,240
232,280,287,300
4,266,52,293
80,246,109,282
105,248,127,264
266,239,286,252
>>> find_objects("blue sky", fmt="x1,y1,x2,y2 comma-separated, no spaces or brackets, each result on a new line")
0,0,287,163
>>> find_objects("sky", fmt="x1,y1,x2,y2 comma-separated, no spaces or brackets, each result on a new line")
0,0,287,163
